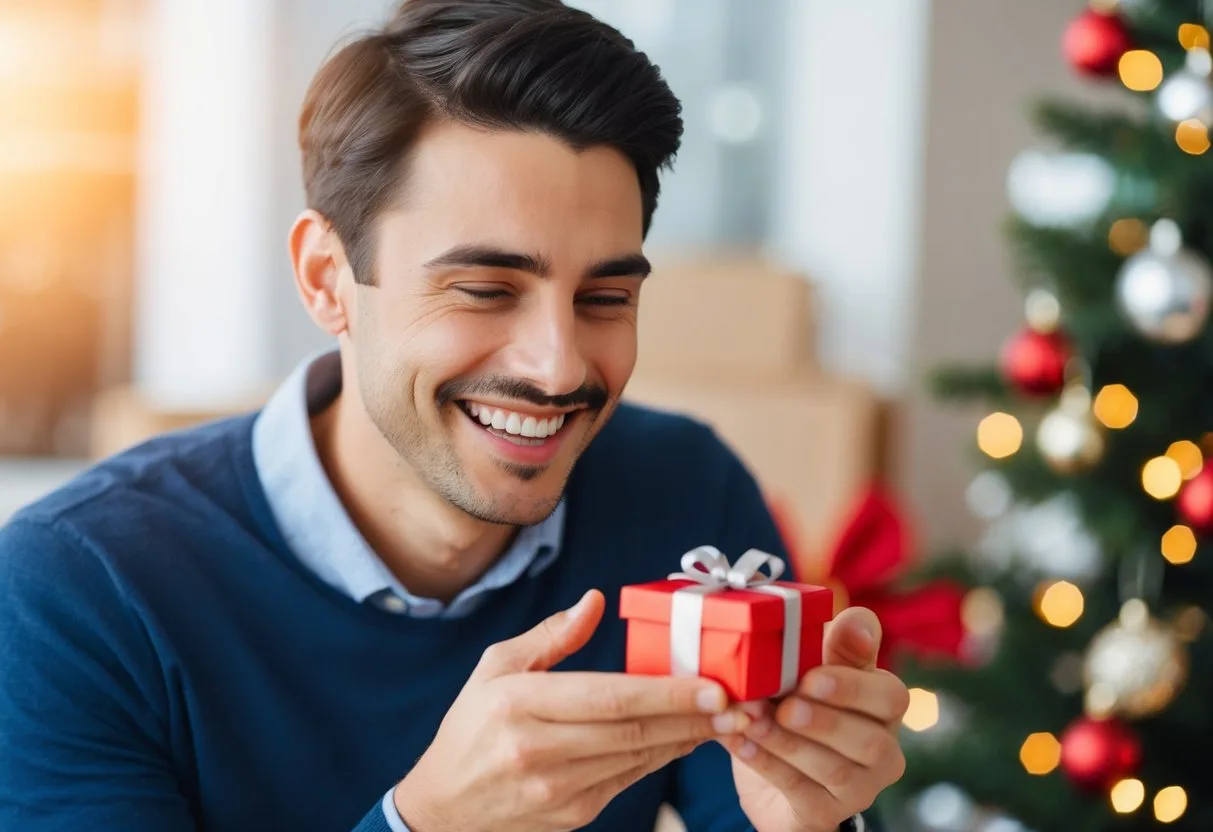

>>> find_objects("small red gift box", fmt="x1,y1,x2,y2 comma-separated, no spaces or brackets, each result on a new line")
620,547,835,702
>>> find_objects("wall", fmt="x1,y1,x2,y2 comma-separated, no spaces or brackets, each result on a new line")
268,0,394,376
901,0,1115,550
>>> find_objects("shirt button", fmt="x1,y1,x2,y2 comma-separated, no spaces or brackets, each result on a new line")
380,594,409,614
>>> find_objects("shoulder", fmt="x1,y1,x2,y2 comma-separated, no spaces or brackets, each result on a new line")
3,414,260,581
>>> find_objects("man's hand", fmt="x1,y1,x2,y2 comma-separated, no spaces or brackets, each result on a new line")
721,608,910,832
394,589,752,832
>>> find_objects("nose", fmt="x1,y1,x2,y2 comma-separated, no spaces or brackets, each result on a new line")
506,294,588,396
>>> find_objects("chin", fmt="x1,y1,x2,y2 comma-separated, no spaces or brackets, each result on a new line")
443,395,599,522
454,480,566,526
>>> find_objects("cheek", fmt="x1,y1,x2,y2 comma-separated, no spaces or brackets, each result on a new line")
584,321,638,393
405,313,509,389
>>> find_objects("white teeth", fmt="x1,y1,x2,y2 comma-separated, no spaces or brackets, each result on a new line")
462,402,572,438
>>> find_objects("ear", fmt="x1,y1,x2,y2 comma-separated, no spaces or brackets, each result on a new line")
288,209,352,337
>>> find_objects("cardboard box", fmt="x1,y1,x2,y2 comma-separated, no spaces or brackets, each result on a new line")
88,385,264,460
636,255,816,382
622,373,881,559
620,576,833,702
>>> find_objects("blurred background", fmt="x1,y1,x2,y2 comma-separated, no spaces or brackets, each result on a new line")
10,1,1213,829
0,0,1077,547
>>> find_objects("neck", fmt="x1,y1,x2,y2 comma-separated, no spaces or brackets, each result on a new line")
311,390,517,605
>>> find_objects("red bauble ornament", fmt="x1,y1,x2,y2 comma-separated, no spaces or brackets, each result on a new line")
1062,8,1133,77
1000,327,1071,396
1060,716,1142,792
1177,464,1213,534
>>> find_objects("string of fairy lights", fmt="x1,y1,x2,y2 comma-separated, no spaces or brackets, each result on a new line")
898,7,1213,827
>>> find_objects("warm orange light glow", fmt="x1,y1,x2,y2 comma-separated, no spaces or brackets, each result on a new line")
1143,456,1184,499
1176,120,1211,155
1166,440,1203,479
902,689,939,732
1020,732,1061,775
1035,581,1084,628
1155,785,1188,823
1111,778,1146,813
1179,23,1211,51
978,413,1022,459
1093,384,1138,428
1108,218,1149,255
1119,50,1164,91
1162,525,1197,565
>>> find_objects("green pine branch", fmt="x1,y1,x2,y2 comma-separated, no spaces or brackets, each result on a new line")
927,364,1010,406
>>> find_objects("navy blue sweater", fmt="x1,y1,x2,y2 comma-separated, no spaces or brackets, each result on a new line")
0,403,808,831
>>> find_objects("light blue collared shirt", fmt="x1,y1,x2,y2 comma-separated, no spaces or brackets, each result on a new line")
251,349,566,830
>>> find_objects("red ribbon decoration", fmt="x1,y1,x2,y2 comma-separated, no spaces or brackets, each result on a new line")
767,485,967,670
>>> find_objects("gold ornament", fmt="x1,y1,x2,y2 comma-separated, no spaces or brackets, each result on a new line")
1083,599,1188,719
1036,384,1105,474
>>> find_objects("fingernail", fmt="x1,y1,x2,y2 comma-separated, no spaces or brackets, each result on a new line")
809,675,836,699
746,718,772,739
787,700,812,728
712,711,750,733
697,686,727,713
738,701,766,719
739,740,758,760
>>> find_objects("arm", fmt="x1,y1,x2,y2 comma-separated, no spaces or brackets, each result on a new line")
0,517,401,832
0,518,196,830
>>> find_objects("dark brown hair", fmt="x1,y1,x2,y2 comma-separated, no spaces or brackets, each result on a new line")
298,0,684,284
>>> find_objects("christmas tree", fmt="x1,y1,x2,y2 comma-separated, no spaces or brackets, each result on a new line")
882,2,1213,830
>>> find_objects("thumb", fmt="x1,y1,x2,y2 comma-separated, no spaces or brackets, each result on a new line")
473,589,605,679
822,606,882,671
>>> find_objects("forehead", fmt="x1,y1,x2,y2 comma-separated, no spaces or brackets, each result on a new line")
383,120,645,258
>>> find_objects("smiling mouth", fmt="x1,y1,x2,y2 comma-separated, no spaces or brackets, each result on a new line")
458,400,576,446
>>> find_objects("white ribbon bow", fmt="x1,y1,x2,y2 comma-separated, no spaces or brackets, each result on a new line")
668,545,787,589
666,546,802,698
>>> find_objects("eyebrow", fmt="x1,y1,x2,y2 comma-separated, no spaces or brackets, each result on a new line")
422,244,651,280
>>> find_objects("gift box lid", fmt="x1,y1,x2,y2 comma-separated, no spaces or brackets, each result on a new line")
620,579,835,633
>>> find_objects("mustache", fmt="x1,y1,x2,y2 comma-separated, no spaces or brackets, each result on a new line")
436,375,609,411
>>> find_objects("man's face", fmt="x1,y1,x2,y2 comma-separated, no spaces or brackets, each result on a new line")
346,121,648,526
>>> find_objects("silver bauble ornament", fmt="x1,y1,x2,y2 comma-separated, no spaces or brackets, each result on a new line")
1083,599,1188,720
1158,47,1213,125
1036,384,1105,474
1114,218,1213,343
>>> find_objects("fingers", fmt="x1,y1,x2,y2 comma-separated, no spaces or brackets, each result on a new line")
474,590,605,679
531,742,705,830
719,733,847,820
797,666,910,725
771,698,900,769
822,607,882,671
727,719,894,813
544,740,703,802
510,672,731,721
526,710,752,761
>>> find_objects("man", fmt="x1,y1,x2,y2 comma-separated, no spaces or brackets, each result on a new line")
0,1,909,830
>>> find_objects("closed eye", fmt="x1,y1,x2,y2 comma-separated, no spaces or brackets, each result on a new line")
580,295,632,306
455,286,510,300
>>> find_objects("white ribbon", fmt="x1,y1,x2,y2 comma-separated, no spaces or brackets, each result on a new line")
666,546,802,697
